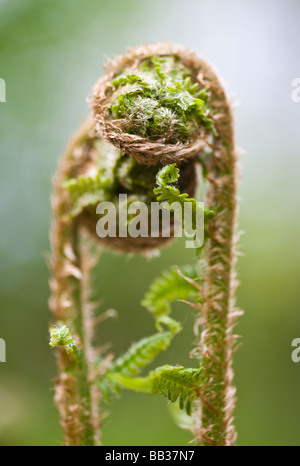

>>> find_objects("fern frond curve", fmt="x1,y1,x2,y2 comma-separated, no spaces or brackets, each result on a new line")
109,365,203,415
154,164,214,230
110,330,180,377
97,328,181,402
141,265,201,322
63,171,110,218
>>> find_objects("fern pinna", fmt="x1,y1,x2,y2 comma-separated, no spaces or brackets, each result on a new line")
49,42,241,446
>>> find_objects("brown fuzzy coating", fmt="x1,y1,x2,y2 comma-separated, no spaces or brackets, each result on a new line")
91,42,214,166
185,53,241,446
49,117,103,446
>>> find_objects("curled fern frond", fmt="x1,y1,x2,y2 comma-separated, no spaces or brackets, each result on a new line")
110,330,180,377
98,265,200,404
108,55,215,144
64,172,108,218
109,365,203,415
49,324,77,355
154,163,214,230
141,265,201,323
97,328,181,403
50,42,240,447
63,139,121,218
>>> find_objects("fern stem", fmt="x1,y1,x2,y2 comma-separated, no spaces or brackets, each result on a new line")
192,62,241,446
49,118,102,445
76,229,103,446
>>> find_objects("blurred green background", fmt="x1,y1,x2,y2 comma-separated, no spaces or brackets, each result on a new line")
0,0,300,446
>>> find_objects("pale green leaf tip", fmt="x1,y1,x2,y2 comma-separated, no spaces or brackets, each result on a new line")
49,323,77,355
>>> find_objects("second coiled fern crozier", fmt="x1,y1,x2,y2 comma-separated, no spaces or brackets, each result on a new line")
49,42,241,446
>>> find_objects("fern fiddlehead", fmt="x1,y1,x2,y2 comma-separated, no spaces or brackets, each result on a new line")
91,44,241,445
49,42,241,446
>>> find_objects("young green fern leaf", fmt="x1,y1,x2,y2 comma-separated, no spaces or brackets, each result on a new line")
109,365,203,416
110,329,180,378
154,163,214,230
49,324,77,355
107,265,198,383
141,265,200,324
99,265,202,411
63,139,124,218
98,329,180,402
63,171,109,218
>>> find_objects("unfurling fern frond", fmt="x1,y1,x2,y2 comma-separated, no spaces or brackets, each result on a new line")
153,164,214,230
49,323,78,355
98,266,203,405
109,365,203,415
110,330,180,377
141,265,201,325
63,171,110,218
102,264,205,415
98,328,181,402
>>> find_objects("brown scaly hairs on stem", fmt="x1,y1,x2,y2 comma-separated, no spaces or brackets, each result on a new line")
49,42,241,446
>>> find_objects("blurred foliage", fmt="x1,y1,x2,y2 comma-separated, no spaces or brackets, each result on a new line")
0,0,300,446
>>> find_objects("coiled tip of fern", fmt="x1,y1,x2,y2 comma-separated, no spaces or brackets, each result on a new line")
91,42,216,166
62,117,199,255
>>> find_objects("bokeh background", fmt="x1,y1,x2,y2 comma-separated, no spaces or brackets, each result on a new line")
0,0,300,446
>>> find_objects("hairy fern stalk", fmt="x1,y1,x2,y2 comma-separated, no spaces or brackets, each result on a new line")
49,42,241,447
